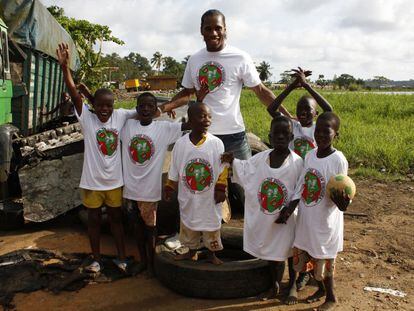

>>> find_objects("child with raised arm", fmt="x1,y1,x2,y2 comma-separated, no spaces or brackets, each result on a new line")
57,43,135,273
164,102,227,265
121,92,190,276
276,112,351,311
268,67,333,159
222,114,303,304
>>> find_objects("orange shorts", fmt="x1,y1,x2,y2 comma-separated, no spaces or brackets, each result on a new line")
292,247,335,281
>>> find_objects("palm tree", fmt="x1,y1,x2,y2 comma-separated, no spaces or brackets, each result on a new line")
151,51,163,75
256,61,272,82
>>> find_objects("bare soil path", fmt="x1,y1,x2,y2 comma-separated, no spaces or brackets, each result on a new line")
0,178,413,310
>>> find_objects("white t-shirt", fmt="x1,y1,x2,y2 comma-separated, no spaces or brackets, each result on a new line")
182,45,261,135
232,150,303,261
121,120,182,202
76,106,136,190
293,149,348,259
290,120,316,159
168,133,225,231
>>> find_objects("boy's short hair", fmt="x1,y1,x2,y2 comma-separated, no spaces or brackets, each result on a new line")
270,112,293,131
317,111,341,131
297,95,316,107
188,101,206,119
94,88,113,100
136,92,157,106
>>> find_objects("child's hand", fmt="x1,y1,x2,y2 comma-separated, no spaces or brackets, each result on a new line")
330,189,351,212
196,82,209,102
56,43,70,67
275,207,291,224
214,189,226,204
221,152,234,165
292,67,312,87
163,185,176,202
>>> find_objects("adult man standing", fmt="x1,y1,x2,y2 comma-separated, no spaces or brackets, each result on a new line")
159,9,290,209
160,9,289,159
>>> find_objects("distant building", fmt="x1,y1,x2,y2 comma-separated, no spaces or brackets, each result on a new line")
146,75,178,90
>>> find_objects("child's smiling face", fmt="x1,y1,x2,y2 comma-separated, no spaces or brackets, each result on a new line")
94,94,114,123
296,97,317,127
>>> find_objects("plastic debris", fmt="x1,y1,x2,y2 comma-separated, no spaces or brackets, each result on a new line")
364,286,407,298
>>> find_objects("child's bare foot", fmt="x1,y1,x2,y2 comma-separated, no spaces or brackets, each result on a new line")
174,250,197,261
297,272,311,291
316,300,337,310
306,287,326,303
285,286,298,305
258,288,278,301
258,282,279,301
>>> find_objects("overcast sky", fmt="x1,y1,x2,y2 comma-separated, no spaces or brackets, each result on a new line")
42,0,413,81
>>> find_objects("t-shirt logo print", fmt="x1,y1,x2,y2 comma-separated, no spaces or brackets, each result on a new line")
96,128,118,157
198,61,225,92
183,158,213,193
302,168,325,206
294,137,316,159
129,134,154,165
257,178,287,214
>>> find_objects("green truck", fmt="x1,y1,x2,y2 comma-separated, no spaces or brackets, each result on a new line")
0,0,84,229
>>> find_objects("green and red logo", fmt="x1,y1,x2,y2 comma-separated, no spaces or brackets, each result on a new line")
301,168,325,206
294,137,316,159
198,61,225,92
96,128,118,157
183,158,213,193
129,134,154,165
257,178,287,214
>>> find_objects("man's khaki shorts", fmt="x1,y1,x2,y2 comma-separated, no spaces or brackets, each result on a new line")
81,187,122,208
292,247,335,281
179,221,223,252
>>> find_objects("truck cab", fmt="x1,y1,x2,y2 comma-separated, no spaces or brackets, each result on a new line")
0,18,12,125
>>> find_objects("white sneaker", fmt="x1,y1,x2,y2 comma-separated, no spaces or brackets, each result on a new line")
85,261,101,273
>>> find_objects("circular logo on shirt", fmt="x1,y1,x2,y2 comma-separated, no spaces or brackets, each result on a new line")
129,134,154,165
183,158,213,193
198,61,225,92
301,168,325,206
257,178,287,214
96,128,118,157
294,137,316,159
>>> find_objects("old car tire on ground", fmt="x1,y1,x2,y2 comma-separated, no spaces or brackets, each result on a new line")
154,226,271,299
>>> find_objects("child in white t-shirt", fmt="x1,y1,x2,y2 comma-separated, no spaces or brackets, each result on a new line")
164,102,227,265
276,112,352,310
57,43,135,273
267,67,333,159
222,114,303,304
121,92,190,276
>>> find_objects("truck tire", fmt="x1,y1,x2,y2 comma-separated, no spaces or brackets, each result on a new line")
154,226,271,299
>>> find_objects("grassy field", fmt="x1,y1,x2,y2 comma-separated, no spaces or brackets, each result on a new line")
116,90,414,177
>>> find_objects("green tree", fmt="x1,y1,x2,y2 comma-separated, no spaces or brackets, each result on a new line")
162,56,185,78
151,51,163,75
279,70,293,84
256,61,272,82
372,76,390,88
316,74,328,88
333,74,356,89
47,5,124,88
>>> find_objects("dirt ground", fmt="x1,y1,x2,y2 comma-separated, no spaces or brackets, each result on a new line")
0,178,413,311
